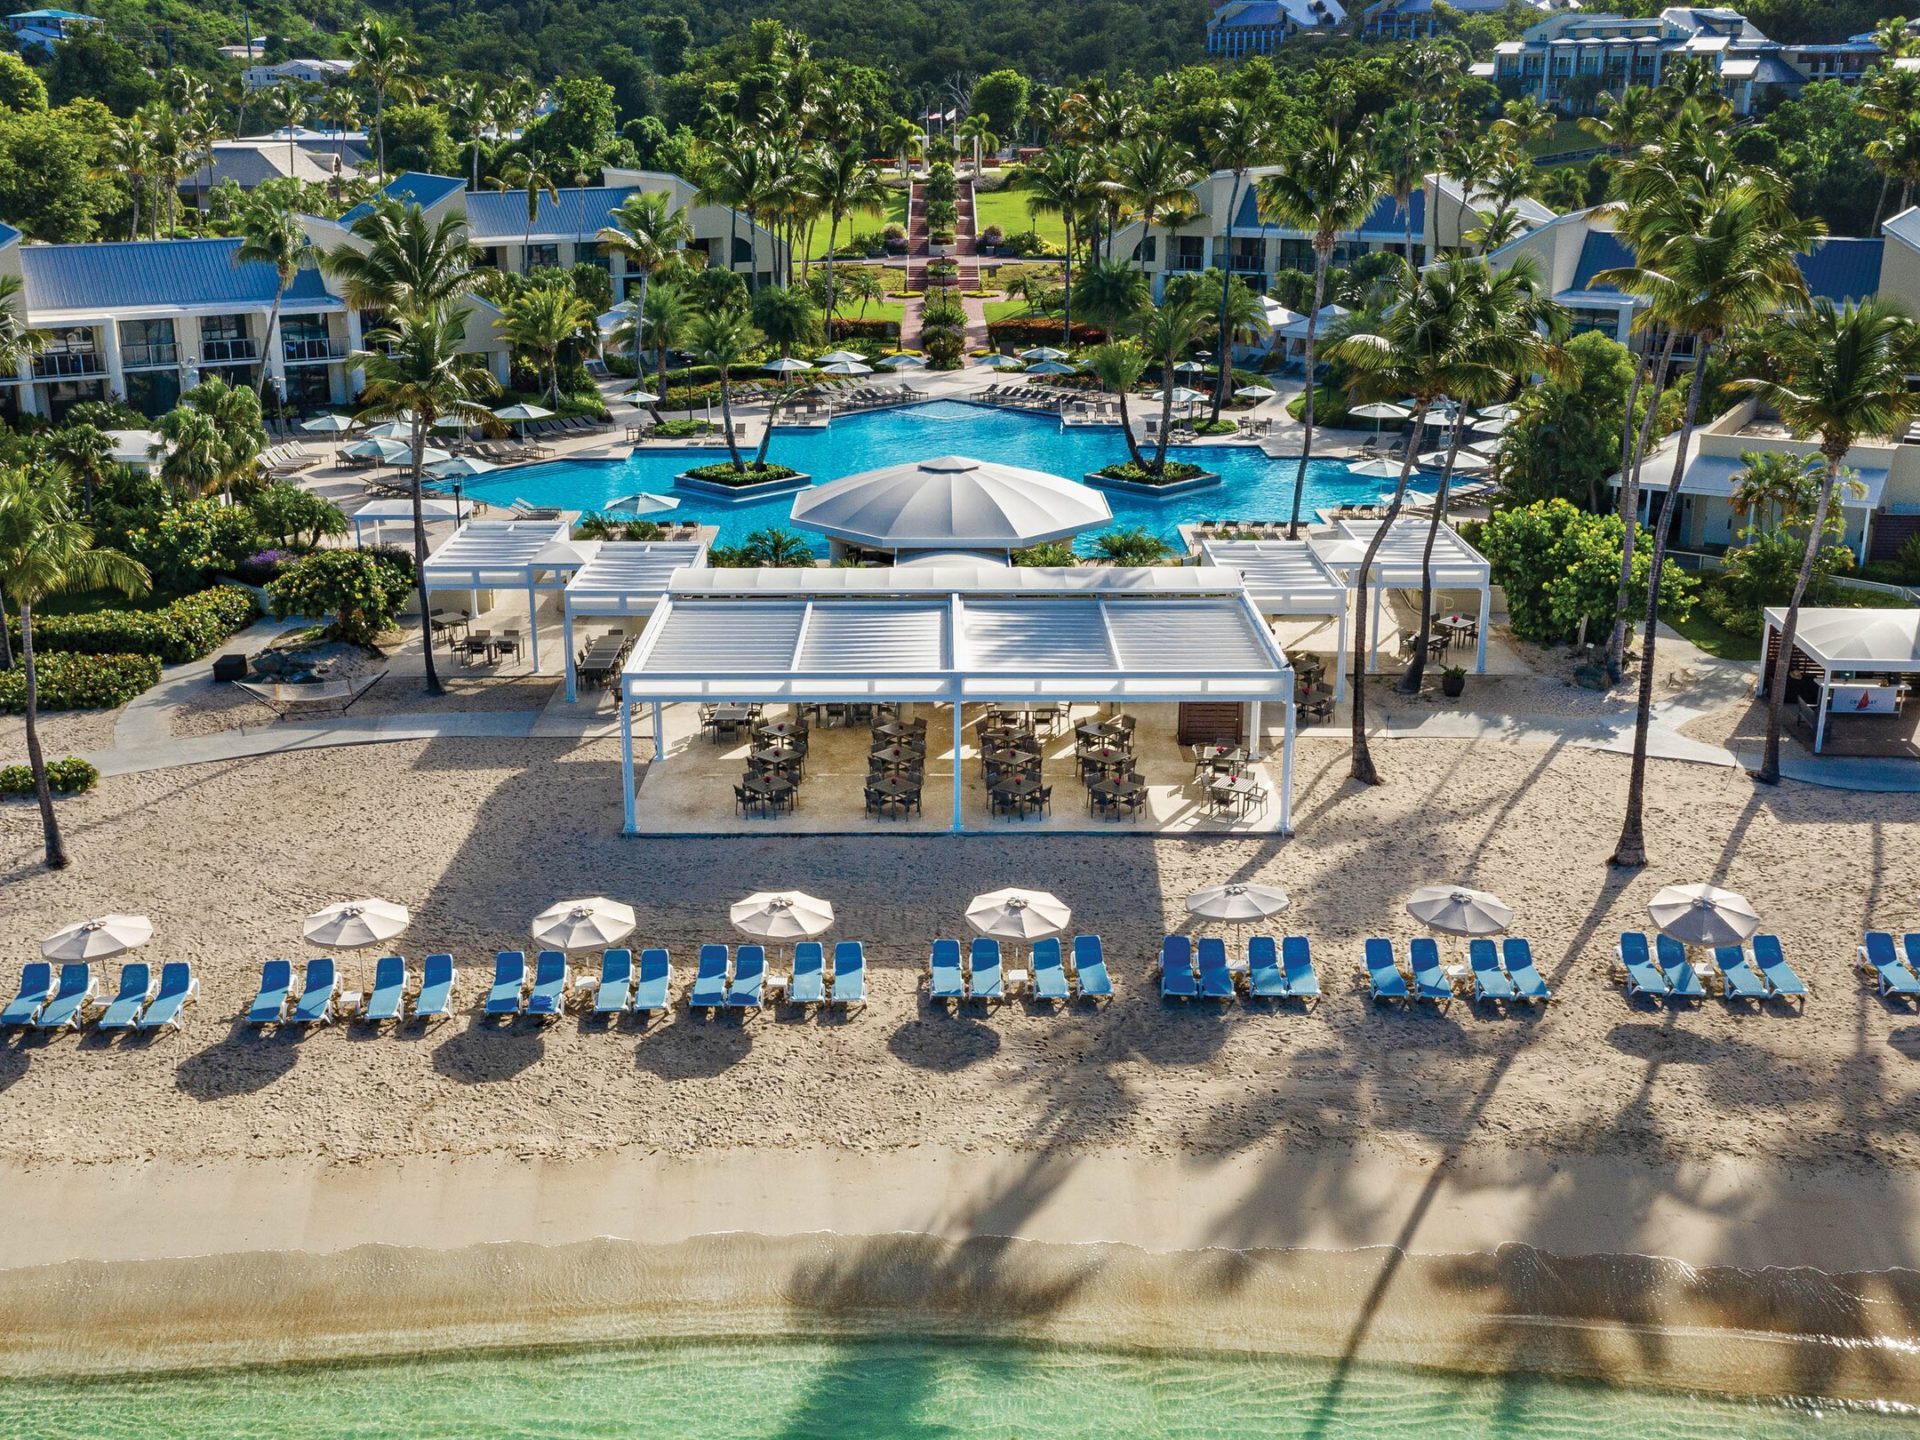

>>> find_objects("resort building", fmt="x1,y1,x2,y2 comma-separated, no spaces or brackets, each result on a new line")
180,140,343,203
242,58,357,90
1205,1,1346,60
1360,0,1578,43
1491,9,1884,116
3,8,101,52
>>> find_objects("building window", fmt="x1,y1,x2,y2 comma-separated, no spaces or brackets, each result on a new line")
34,327,101,378
119,318,178,370
44,378,106,422
281,317,336,363
124,369,181,419
284,364,333,411
200,314,256,364
1133,235,1157,265
525,243,560,271
1172,236,1205,272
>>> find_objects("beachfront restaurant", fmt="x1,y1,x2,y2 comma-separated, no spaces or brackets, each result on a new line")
612,564,1299,836
1762,606,1920,757
1200,537,1353,703
1308,518,1494,675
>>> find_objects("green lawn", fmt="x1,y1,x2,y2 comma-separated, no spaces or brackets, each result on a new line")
1525,119,1595,160
983,298,1053,325
973,186,1066,249
802,192,909,260
1668,609,1760,662
829,297,905,329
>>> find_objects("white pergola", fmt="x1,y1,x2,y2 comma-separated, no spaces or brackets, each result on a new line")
560,540,709,700
420,519,579,672
615,565,1298,835
1310,518,1493,674
350,496,467,546
1200,539,1352,700
1763,606,1920,753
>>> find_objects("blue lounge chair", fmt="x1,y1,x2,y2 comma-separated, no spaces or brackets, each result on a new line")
789,942,825,1006
1031,938,1070,1000
363,956,408,1023
1247,936,1286,998
689,944,729,1010
138,962,198,1032
1714,945,1769,1002
1902,934,1920,989
1859,933,1920,998
830,940,867,1008
1466,939,1517,1004
1282,936,1321,1003
969,938,1004,1003
1750,934,1806,1005
1655,935,1707,1000
1160,935,1198,1000
633,948,672,1013
928,938,964,1003
593,948,634,1015
1617,932,1669,998
1072,936,1112,1000
527,951,569,1019
2,962,54,1028
1501,938,1552,1003
34,963,97,1032
485,951,528,1016
248,959,294,1026
97,962,156,1032
289,958,340,1026
1407,939,1454,1007
727,945,766,1010
1196,937,1236,1000
1363,939,1410,1004
414,954,456,1021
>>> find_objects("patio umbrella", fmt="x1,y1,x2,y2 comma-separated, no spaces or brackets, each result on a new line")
1407,884,1514,936
1025,360,1076,375
1471,413,1512,435
40,914,152,962
300,413,355,434
729,891,835,941
426,455,499,479
530,897,636,951
1151,387,1207,405
493,401,555,443
1020,346,1069,362
1185,882,1290,922
763,357,815,375
625,389,664,406
607,491,681,515
303,898,410,950
414,446,453,468
816,350,865,365
431,416,471,433
965,887,1071,941
1234,385,1276,401
1347,456,1405,479
1418,450,1491,473
342,437,411,464
363,419,417,440
1479,401,1517,420
1648,884,1761,949
879,353,927,368
1350,401,1412,421
977,353,1025,369
820,359,874,376
1173,360,1207,375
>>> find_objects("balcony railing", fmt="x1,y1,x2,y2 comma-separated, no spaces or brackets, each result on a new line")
200,337,257,364
121,342,179,369
33,351,103,378
283,338,345,363
1167,256,1207,273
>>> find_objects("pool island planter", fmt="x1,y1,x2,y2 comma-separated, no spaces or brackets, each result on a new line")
674,466,813,502
1084,467,1222,497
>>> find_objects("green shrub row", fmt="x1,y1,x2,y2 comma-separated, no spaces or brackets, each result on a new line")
10,585,259,665
0,653,162,713
681,462,803,486
0,755,99,797
1094,461,1208,485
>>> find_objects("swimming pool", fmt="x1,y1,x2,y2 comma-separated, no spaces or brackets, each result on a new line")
452,400,1435,552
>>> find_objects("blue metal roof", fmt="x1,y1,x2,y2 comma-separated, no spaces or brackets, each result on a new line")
462,185,641,240
0,221,20,249
339,171,469,226
1797,238,1883,304
1569,230,1635,292
18,238,338,314
1233,185,1423,238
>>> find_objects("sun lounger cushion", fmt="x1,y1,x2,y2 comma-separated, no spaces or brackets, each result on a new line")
1617,932,1669,997
249,959,294,1025
1072,936,1112,999
1501,938,1552,1001
690,945,729,1009
1363,939,1410,1002
139,962,197,1031
1247,936,1286,998
1750,934,1806,1001
2,962,53,1027
1655,935,1707,999
1466,939,1517,1002
415,954,455,1018
727,945,766,1008
364,955,407,1022
789,942,826,1005
929,938,964,1001
1197,937,1235,1000
593,948,634,1014
1160,935,1197,999
1714,945,1769,1001
35,963,95,1031
1282,936,1320,999
290,958,339,1025
831,940,867,1006
1031,938,1070,1000
97,962,154,1031
1407,939,1453,1004
969,938,1003,1001
1861,932,1920,996
527,951,570,1018
486,951,528,1015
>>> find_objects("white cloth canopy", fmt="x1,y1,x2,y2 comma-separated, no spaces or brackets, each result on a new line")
1186,882,1289,921
607,492,680,515
530,897,636,950
40,914,152,961
966,888,1071,940
729,891,835,940
1279,304,1350,341
788,454,1111,552
302,898,410,950
1407,884,1513,936
493,402,555,423
1648,884,1760,948
1019,346,1068,361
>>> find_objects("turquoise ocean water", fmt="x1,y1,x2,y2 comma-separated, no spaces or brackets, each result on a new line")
448,400,1437,551
0,1337,1908,1439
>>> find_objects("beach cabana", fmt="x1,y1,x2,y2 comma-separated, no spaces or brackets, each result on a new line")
1761,606,1920,753
1199,539,1352,700
420,519,579,672
614,564,1298,835
1309,518,1493,674
559,540,709,700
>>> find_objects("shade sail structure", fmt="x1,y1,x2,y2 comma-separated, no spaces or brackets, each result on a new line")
787,455,1111,554
1407,885,1513,936
1310,518,1494,675
530,897,636,950
1648,884,1760,948
40,914,152,961
1186,882,1290,921
730,891,835,940
302,898,410,950
966,888,1070,940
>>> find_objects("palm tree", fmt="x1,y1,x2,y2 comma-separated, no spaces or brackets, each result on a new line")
353,308,499,697
1729,298,1920,783
233,200,312,403
1593,176,1820,866
44,424,111,511
1085,342,1150,468
321,197,476,320
497,151,560,273
1112,133,1198,256
1072,258,1147,341
1023,145,1103,346
1133,290,1213,476
154,408,223,498
1200,99,1270,424
686,307,762,472
263,83,311,179
496,282,594,405
803,145,887,328
1257,126,1385,537
1375,100,1435,262
99,117,152,242
1581,85,1664,162
642,282,692,399
596,190,694,372
748,285,819,467
879,115,924,181
448,81,495,191
141,104,185,238
0,462,148,868
956,113,997,174
1859,64,1920,227
1866,123,1920,223
346,17,418,179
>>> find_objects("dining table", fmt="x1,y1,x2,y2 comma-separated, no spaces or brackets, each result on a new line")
1208,773,1261,815
982,745,1031,769
872,721,922,742
1076,742,1133,774
870,742,924,767
712,703,756,724
1088,776,1144,814
989,774,1042,812
868,774,921,802
741,773,794,807
756,720,803,742
1075,720,1124,744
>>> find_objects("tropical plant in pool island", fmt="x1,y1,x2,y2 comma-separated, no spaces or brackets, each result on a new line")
1091,527,1170,566
266,549,413,648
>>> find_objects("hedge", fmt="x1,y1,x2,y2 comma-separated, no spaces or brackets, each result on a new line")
0,653,161,713
12,585,260,666
986,319,1104,347
1,755,99,797
681,462,803,486
827,317,901,340
1094,461,1209,485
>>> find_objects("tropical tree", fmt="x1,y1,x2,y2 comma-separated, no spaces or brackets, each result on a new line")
1072,257,1148,341
1133,290,1213,476
1112,133,1198,252
1376,100,1437,263
803,145,887,327
321,197,476,320
353,308,499,696
44,424,111,510
0,463,148,868
1258,126,1386,536
233,199,313,402
1201,99,1271,424
1023,144,1103,344
1729,297,1920,783
956,112,997,174
346,17,418,179
686,306,761,472
879,114,924,180
596,190,695,372
497,150,561,272
495,282,595,405
641,281,692,399
1085,342,1150,469
448,81,495,190
99,117,152,242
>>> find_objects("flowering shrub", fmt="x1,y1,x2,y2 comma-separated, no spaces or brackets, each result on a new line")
266,550,412,646
0,653,161,713
0,756,99,797
123,499,264,592
14,585,260,664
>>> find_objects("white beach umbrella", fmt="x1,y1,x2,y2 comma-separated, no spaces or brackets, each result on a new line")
624,389,663,406
879,353,927,368
1025,360,1076,375
1350,401,1412,421
1418,450,1492,473
1648,884,1761,949
977,353,1025,369
1172,359,1207,375
965,887,1071,941
763,356,815,374
492,402,555,423
342,437,411,464
300,413,356,434
363,419,418,440
1020,346,1069,362
1407,884,1514,936
1471,413,1512,435
426,455,500,479
1185,882,1290,922
1151,387,1207,405
820,359,874,376
1234,385,1277,401
1479,401,1517,420
816,350,865,365
302,898,410,951
729,891,835,940
40,914,153,962
530,897,637,951
607,491,680,515
1347,456,1405,479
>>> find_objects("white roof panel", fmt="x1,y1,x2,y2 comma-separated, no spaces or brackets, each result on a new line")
644,601,806,673
565,541,708,601
1766,607,1920,671
797,603,948,673
960,600,1118,671
1201,539,1349,611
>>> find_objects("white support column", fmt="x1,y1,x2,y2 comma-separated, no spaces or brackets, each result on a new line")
526,583,541,673
345,308,366,398
652,701,665,758
1334,606,1349,702
950,700,965,832
99,323,125,406
1248,701,1263,752
1475,584,1490,674
1278,685,1296,835
563,603,577,702
1814,682,1831,754
620,699,637,834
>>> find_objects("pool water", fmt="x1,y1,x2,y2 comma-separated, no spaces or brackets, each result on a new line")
453,400,1434,552
1,1336,1905,1438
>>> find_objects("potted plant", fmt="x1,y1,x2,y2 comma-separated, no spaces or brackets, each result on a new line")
979,224,1004,256
1441,664,1467,699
